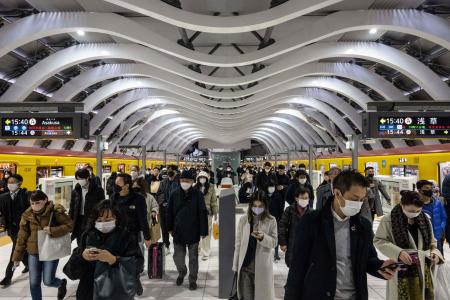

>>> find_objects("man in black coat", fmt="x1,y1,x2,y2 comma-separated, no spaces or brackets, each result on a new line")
284,170,398,300
156,165,180,253
0,174,30,286
167,170,208,291
111,173,151,296
256,161,278,193
276,164,290,201
69,168,105,244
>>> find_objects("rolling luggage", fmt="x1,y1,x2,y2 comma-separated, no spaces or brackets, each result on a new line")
148,242,165,279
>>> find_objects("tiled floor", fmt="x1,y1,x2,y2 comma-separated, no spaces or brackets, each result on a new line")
0,219,449,299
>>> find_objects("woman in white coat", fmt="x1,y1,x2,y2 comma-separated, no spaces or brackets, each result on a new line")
232,191,277,300
374,190,444,300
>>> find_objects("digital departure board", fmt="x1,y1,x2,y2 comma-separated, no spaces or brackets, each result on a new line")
363,112,450,139
0,113,90,139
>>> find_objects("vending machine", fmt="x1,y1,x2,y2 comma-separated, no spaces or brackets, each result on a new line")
38,177,75,210
375,175,417,213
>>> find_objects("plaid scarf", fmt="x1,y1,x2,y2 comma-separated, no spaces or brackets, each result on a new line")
391,204,434,300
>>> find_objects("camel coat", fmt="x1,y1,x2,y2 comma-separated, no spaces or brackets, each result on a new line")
232,214,277,300
374,213,444,300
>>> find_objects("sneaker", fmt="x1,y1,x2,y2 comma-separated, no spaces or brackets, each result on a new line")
165,246,171,255
22,267,29,274
57,279,67,300
0,277,11,288
189,282,197,290
136,278,143,296
176,275,185,286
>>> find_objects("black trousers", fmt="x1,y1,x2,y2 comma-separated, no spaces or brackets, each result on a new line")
159,203,170,248
5,234,28,279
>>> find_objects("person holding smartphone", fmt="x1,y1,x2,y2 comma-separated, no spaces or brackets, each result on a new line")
374,190,444,300
67,200,138,300
232,191,278,300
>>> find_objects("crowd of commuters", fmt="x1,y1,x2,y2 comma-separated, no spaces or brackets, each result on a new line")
0,162,449,300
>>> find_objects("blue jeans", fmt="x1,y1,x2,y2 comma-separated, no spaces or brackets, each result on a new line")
28,255,62,300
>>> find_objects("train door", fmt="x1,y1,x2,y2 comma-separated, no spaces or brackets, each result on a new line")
36,166,64,185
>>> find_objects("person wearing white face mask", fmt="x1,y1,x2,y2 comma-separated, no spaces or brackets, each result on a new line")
130,165,140,181
285,170,314,208
256,162,278,195
0,174,30,286
167,170,208,290
12,190,72,300
195,171,218,260
374,190,444,300
279,187,312,268
64,200,139,300
285,170,399,300
233,191,277,300
69,169,105,245
267,182,284,261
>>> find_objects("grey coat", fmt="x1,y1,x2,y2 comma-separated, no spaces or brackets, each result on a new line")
367,177,390,217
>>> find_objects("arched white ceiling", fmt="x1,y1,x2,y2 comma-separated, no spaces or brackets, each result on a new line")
1,10,448,67
0,3,449,155
2,42,448,103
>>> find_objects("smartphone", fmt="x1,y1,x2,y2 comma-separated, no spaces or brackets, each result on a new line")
380,262,405,271
87,247,100,254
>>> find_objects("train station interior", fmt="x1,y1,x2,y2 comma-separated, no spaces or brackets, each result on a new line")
0,0,450,299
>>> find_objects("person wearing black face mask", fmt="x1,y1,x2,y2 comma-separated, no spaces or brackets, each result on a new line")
364,167,390,220
156,165,180,254
110,173,150,296
418,180,447,255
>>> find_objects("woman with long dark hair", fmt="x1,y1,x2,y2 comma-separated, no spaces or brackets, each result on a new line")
65,200,139,300
232,191,277,300
374,190,444,300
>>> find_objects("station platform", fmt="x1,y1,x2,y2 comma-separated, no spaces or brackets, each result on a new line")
2,218,446,299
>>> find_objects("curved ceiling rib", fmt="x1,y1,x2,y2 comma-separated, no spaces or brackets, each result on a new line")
89,87,360,133
52,62,406,102
2,42,447,104
103,0,342,33
1,10,448,67
77,76,371,113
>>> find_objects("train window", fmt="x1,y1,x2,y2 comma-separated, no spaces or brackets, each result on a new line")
103,165,112,173
36,166,64,185
118,164,125,172
75,163,89,170
0,163,17,180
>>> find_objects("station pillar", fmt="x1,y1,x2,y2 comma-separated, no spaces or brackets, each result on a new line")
218,188,237,298
96,135,103,179
351,134,359,171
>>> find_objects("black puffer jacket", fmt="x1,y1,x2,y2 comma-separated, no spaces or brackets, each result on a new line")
111,191,150,240
67,227,138,300
256,171,278,193
69,181,105,241
167,187,208,245
278,204,310,267
0,188,30,236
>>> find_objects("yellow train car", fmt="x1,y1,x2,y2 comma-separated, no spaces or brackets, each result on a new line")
0,145,154,190
290,143,450,185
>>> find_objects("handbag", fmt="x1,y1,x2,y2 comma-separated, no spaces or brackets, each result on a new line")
229,272,239,300
213,222,219,240
37,210,71,261
150,216,161,245
94,257,137,300
434,262,450,300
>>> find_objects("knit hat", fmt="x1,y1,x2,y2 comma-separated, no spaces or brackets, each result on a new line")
180,169,196,181
197,171,210,180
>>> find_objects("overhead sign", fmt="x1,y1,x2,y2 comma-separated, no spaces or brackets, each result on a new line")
0,113,90,139
363,112,450,138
